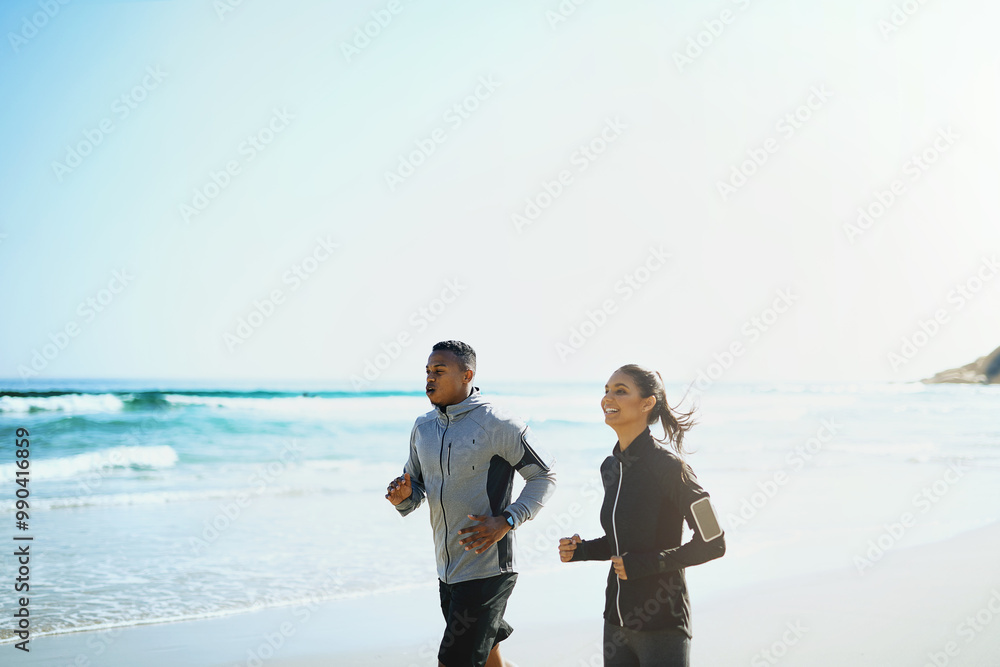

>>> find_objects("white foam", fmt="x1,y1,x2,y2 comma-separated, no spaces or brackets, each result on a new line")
0,445,178,482
0,458,399,511
5,487,258,511
0,393,126,413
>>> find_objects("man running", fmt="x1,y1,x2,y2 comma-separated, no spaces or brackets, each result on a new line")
386,340,556,667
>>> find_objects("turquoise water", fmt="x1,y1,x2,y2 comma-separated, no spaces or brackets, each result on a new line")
1,380,998,641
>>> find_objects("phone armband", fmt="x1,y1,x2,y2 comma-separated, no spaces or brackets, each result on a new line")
690,497,723,542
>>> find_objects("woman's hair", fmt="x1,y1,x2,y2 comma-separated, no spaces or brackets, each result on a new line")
616,364,697,456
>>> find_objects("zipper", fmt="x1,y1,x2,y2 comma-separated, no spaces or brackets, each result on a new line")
438,413,452,580
612,460,624,626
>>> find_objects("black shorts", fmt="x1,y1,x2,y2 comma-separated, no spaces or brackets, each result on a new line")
438,572,517,667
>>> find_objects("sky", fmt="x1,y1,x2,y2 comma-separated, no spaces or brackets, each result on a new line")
2,0,999,388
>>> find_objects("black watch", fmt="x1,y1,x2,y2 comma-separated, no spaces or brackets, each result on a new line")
503,512,515,529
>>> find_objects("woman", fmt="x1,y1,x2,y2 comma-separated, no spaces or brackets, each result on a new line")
559,364,726,666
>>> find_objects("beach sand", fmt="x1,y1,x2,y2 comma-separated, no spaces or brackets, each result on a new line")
19,521,1000,666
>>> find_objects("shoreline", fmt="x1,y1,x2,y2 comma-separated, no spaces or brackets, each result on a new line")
17,520,1000,666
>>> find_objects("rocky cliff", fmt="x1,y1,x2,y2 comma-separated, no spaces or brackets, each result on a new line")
922,345,1000,384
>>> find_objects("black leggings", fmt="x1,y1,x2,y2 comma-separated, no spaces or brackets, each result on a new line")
603,622,690,667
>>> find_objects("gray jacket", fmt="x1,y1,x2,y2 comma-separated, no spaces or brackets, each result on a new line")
395,388,556,584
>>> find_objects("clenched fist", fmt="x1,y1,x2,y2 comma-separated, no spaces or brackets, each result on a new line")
558,534,582,562
611,554,628,580
385,472,412,505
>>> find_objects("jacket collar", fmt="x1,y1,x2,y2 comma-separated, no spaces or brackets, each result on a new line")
612,427,655,464
435,387,486,423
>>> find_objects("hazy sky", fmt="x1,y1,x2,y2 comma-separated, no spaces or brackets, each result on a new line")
2,0,999,387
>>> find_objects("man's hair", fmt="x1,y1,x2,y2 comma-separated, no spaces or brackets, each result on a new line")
432,340,477,375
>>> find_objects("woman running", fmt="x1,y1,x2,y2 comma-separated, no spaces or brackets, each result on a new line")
559,364,726,666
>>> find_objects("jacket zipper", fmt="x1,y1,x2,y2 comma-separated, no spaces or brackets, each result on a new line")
447,442,452,475
439,413,451,580
612,460,624,626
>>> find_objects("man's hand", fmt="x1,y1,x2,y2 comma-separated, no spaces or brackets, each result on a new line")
558,534,582,562
385,473,412,506
611,554,628,580
458,514,511,554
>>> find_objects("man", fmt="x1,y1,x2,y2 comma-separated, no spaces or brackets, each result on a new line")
386,340,556,667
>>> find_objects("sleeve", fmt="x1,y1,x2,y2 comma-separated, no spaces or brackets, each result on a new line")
498,423,556,528
569,458,614,562
622,459,726,579
394,423,427,517
570,535,613,562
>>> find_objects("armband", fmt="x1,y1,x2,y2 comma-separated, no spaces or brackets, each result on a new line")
690,497,723,542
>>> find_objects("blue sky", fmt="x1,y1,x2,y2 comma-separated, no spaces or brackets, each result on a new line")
2,0,999,387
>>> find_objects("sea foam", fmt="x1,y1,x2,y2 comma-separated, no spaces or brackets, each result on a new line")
0,444,178,482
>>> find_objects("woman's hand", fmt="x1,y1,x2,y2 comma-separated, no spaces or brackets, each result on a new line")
611,554,628,580
558,534,582,562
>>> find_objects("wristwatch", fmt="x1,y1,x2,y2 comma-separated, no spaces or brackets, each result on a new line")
503,511,515,529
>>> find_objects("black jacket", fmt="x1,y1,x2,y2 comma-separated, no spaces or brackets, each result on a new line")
571,428,725,637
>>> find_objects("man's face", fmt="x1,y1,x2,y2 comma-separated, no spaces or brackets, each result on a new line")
425,350,472,407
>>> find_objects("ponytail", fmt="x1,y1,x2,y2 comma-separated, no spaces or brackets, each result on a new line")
617,365,697,457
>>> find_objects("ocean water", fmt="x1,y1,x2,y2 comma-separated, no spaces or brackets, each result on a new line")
1,380,998,643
